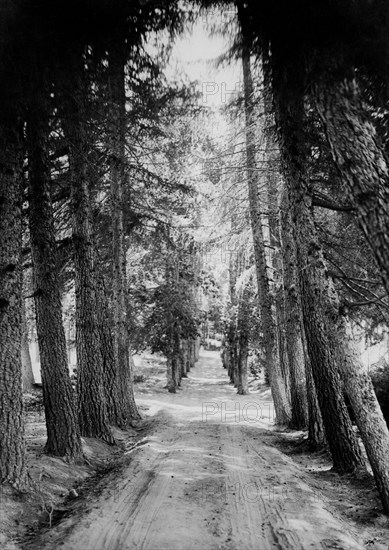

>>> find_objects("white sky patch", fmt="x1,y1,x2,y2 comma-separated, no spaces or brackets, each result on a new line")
168,15,242,109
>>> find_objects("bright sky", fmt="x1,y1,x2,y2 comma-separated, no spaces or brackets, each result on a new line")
167,15,242,108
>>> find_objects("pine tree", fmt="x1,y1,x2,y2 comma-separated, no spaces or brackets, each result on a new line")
27,70,82,458
238,1,291,423
61,48,113,443
0,105,26,487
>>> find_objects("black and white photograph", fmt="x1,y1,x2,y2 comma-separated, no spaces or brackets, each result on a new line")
1,1,389,549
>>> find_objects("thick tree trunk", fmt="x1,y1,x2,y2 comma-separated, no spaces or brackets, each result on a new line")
291,182,363,474
166,353,176,394
108,43,140,424
336,316,389,512
239,13,291,424
293,167,389,501
27,93,81,458
63,54,113,443
274,289,291,400
280,190,308,429
0,114,26,487
95,274,122,424
315,77,389,296
281,185,324,445
289,76,389,503
300,320,326,450
275,86,362,473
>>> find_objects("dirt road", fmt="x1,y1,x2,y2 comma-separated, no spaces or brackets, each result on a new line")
36,351,362,550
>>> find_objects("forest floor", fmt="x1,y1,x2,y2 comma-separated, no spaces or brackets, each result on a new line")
3,350,389,550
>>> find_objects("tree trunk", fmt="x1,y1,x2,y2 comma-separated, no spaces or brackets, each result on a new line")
21,299,34,392
186,340,193,373
264,100,292,406
0,112,26,487
291,147,389,501
166,355,176,393
173,329,182,388
194,336,200,362
274,83,362,473
228,251,238,386
301,79,389,494
237,279,250,396
291,179,363,474
187,339,194,372
192,339,198,366
108,42,140,425
336,316,389,512
27,92,81,458
181,340,188,378
237,339,249,395
315,77,389,295
221,341,228,370
280,189,308,429
239,6,291,423
300,319,326,450
95,273,122,425
63,52,113,444
274,288,291,400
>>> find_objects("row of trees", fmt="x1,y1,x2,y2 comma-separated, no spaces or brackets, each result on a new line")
2,0,389,520
205,0,389,514
0,0,203,487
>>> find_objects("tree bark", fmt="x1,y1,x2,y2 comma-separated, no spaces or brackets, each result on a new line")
95,273,132,426
173,328,182,388
237,277,250,396
336,316,389,512
264,101,291,404
194,336,200,362
294,76,389,503
108,42,140,424
62,51,113,443
239,4,291,423
280,189,309,429
95,274,116,417
315,77,389,296
181,339,188,378
0,112,26,487
166,356,176,393
27,90,82,458
228,250,238,386
300,314,326,450
274,288,291,400
316,78,389,501
290,177,363,473
274,84,362,473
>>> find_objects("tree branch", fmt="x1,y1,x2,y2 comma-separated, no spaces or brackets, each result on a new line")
312,193,355,212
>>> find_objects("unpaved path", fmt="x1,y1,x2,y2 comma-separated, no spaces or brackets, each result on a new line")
36,351,362,550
